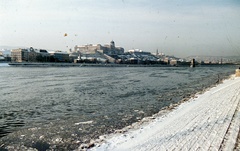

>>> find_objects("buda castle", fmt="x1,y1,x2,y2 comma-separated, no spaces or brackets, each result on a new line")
73,40,124,55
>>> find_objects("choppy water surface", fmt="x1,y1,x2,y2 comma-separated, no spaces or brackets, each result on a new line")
0,64,236,150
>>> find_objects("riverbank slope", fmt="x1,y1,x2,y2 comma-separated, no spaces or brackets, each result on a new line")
91,75,240,151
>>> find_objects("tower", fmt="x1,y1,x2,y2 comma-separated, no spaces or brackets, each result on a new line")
191,58,196,67
110,40,115,50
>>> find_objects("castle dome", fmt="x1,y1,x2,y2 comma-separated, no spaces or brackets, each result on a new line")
110,40,115,45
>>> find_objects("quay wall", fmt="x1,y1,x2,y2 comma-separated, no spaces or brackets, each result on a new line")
8,62,171,67
8,62,236,68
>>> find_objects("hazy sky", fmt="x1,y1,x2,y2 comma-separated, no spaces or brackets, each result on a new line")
1,0,240,57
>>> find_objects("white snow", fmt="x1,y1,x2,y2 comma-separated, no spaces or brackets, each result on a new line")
90,75,240,151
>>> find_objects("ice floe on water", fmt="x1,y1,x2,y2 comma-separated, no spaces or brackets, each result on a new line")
74,121,94,125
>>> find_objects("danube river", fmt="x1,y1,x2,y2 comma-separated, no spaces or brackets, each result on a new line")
0,63,237,150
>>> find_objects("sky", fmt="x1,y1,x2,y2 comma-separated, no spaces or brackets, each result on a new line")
0,0,240,57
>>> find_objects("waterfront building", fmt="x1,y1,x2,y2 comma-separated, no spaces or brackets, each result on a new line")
50,51,69,62
10,47,71,63
11,48,29,62
11,48,50,62
0,51,4,61
0,55,4,61
0,50,11,61
170,59,178,66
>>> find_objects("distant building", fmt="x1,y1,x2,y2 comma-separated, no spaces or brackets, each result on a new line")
11,48,29,62
11,47,49,62
50,51,69,62
120,49,160,64
0,55,4,61
170,59,178,66
128,49,143,53
164,58,170,64
11,47,70,63
0,50,11,61
0,51,4,61
70,40,124,63
74,40,124,55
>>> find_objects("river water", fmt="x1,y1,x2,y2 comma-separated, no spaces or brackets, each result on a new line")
0,63,236,150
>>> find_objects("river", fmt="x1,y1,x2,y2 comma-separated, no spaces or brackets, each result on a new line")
0,64,236,150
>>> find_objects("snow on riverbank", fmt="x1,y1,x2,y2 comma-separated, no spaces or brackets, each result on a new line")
89,75,240,151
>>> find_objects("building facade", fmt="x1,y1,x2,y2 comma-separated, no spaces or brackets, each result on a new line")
50,51,69,62
11,49,29,62
11,47,69,63
11,48,49,62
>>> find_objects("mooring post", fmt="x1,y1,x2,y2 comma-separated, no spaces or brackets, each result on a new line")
191,58,196,67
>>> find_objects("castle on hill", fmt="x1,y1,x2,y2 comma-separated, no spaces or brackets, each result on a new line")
73,40,124,55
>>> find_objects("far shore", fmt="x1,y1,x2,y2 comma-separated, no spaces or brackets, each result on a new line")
7,62,238,68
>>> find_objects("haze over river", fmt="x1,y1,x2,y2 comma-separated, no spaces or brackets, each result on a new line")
0,64,237,150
